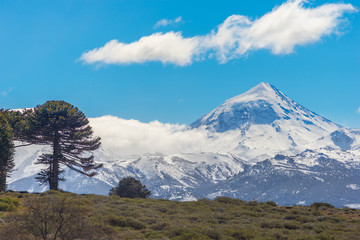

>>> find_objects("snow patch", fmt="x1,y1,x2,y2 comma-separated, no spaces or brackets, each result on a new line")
346,184,360,190
345,204,360,209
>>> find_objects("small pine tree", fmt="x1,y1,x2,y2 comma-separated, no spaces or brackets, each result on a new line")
109,177,151,198
0,113,15,192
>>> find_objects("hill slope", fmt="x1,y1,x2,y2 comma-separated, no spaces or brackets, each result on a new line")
1,192,360,240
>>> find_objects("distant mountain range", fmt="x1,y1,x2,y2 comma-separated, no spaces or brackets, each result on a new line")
8,83,360,207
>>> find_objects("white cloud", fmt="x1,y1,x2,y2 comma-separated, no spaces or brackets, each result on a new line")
80,0,356,66
80,32,200,66
358,107,360,113
174,16,182,23
154,16,183,29
203,0,356,62
89,116,241,155
154,19,171,28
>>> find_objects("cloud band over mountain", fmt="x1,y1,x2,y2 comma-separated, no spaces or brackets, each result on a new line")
80,0,356,66
89,116,242,155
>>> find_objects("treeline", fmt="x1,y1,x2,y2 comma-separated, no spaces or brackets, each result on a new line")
0,100,101,192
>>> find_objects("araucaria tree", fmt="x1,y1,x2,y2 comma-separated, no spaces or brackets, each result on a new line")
1,108,33,144
27,100,102,190
0,113,15,192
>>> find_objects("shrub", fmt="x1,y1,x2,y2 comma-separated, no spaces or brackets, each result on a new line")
315,234,336,240
230,229,255,240
265,201,277,207
151,222,169,230
247,200,258,206
107,215,146,230
283,215,297,220
284,222,301,230
295,216,315,223
302,223,314,230
173,232,210,240
214,196,245,205
273,232,288,240
310,202,334,210
0,197,20,211
109,177,151,198
201,228,223,240
260,221,283,229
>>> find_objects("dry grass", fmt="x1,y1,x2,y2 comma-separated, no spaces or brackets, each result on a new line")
0,191,360,239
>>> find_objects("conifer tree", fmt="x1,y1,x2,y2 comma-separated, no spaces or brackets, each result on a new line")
1,109,32,142
0,113,15,192
0,108,35,149
27,100,102,190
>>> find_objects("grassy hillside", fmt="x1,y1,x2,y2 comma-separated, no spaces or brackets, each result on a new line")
0,191,360,240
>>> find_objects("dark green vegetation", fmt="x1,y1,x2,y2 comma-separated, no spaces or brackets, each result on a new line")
1,192,360,240
0,100,101,191
0,108,32,143
27,101,102,190
0,113,15,192
110,177,151,198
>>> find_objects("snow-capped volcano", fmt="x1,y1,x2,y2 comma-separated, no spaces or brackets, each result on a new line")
7,82,360,207
191,82,343,160
192,82,339,135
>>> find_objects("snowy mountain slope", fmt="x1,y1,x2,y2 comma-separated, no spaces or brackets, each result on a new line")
210,149,360,207
9,143,51,182
7,82,360,207
191,82,342,161
9,146,360,206
304,128,360,153
192,82,340,134
9,146,246,199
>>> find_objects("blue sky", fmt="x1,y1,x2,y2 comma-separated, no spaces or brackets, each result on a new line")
0,0,359,128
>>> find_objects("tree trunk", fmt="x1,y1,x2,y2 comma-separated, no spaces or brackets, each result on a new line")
0,166,7,192
49,131,60,191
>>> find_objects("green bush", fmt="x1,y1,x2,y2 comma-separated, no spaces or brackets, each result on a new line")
107,215,146,230
229,229,255,240
173,232,210,240
315,234,336,240
150,222,169,230
272,232,288,240
310,202,334,209
283,222,301,230
109,177,151,198
201,228,223,240
283,215,297,220
295,215,315,223
302,223,314,230
266,201,277,207
260,221,283,229
214,196,245,205
0,197,20,211
247,200,258,206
